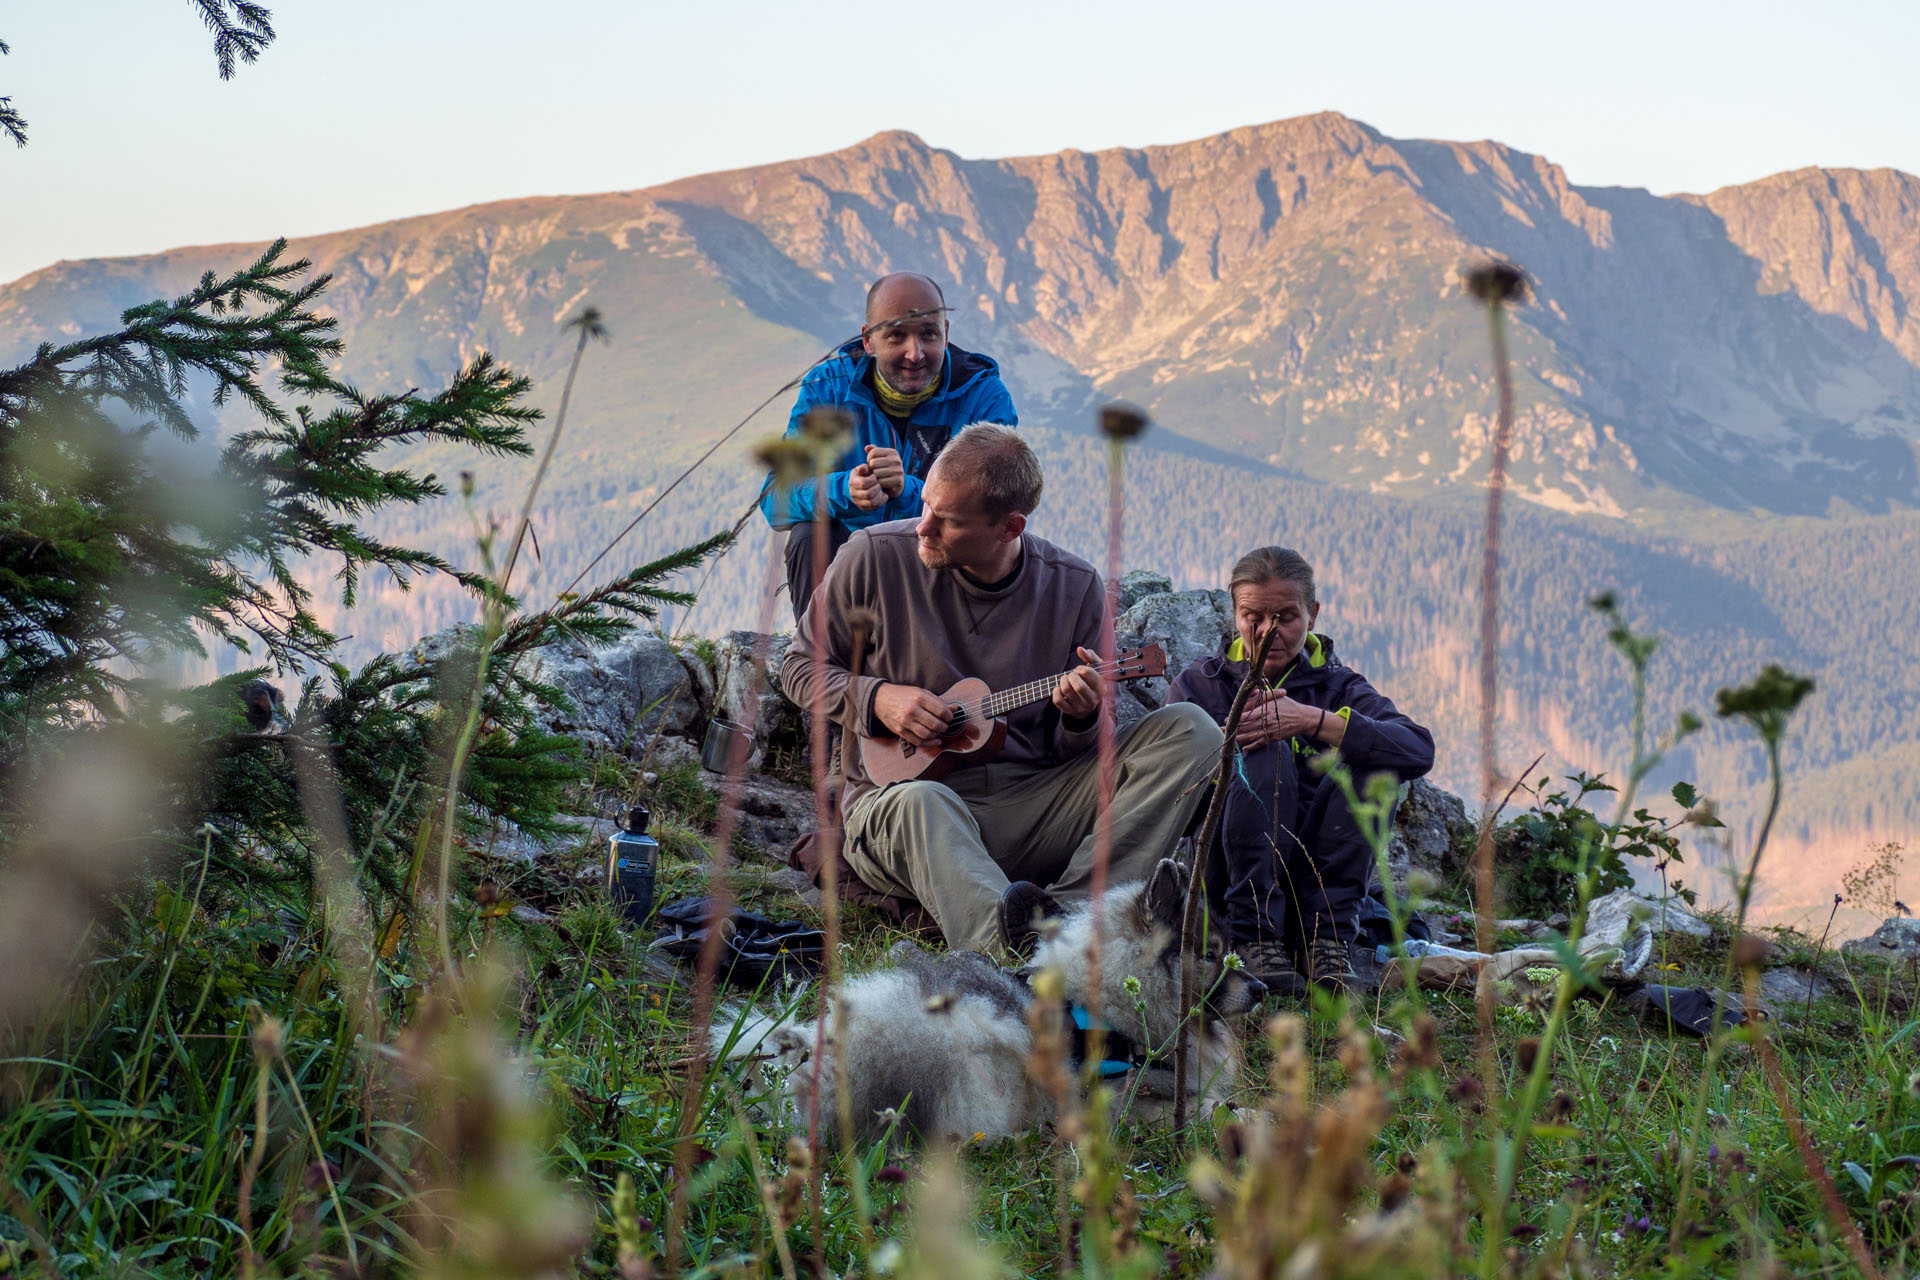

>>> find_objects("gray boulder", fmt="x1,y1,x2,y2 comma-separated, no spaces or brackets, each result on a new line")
1117,569,1174,612
1386,778,1472,889
1758,967,1841,1006
1842,916,1920,963
1115,588,1233,710
712,631,801,770
700,768,817,855
525,632,703,756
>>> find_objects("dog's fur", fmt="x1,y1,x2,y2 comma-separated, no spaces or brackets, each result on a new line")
719,858,1264,1144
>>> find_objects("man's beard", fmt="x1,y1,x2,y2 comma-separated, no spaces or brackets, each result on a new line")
886,360,937,393
917,541,952,570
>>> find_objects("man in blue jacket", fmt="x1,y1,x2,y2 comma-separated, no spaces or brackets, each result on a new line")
760,272,1018,618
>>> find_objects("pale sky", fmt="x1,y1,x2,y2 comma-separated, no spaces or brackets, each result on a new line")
4,0,1916,286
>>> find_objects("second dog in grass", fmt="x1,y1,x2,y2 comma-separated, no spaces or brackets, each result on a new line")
723,857,1266,1144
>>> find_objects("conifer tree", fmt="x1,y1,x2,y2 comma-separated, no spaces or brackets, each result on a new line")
0,240,728,906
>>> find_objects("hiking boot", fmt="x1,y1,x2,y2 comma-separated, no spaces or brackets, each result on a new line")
998,881,1063,958
1235,936,1309,1000
1308,935,1358,995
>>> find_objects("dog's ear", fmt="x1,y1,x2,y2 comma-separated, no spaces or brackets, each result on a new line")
1145,858,1189,934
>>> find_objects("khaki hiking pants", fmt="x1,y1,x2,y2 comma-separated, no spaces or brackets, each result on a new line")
842,703,1223,955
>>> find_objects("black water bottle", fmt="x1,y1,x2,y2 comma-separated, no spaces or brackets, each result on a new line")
606,805,659,925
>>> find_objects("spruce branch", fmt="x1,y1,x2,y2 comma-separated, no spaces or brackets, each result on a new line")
194,0,276,80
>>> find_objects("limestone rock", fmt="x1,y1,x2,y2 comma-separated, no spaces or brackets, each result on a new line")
524,632,703,757
1386,778,1472,889
712,631,801,770
1842,916,1920,963
1758,967,1841,1006
1115,588,1232,710
701,768,816,855
1117,570,1174,612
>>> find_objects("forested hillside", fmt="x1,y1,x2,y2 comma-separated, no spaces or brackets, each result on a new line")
4,111,1914,931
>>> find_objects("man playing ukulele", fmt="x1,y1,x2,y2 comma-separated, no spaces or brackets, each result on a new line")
781,425,1223,956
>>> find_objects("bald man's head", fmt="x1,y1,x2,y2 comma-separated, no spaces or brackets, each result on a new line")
864,273,947,326
861,273,950,395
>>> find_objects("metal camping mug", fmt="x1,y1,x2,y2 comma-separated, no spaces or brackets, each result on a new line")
701,715,754,772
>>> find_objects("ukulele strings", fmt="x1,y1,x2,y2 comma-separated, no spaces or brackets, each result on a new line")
972,654,1148,721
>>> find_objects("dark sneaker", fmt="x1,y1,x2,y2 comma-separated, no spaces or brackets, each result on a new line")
1236,936,1309,1000
1308,935,1358,995
998,881,1063,957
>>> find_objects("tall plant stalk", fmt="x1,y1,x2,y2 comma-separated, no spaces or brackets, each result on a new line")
1175,619,1280,1130
1464,261,1526,1102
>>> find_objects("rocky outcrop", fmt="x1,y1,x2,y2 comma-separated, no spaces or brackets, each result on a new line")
1842,916,1920,963
711,631,798,772
1116,588,1232,712
1385,778,1473,889
524,632,704,755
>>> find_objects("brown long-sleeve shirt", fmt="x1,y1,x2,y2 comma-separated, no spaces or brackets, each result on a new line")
779,519,1104,817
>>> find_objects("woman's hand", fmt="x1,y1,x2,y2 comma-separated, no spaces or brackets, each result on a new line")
1233,690,1330,749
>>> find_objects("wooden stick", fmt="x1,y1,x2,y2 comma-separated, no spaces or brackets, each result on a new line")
1173,620,1281,1131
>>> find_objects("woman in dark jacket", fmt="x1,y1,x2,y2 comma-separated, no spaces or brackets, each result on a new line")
1169,547,1434,996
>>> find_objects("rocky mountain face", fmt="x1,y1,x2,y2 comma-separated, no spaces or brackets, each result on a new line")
3,113,1916,930
4,112,1916,519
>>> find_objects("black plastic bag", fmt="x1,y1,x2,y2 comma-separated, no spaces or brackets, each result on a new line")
1628,983,1766,1036
653,896,825,990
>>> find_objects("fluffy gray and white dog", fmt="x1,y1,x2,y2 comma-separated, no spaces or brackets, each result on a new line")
718,858,1265,1144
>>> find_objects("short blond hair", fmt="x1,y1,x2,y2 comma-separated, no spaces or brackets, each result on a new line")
930,423,1042,520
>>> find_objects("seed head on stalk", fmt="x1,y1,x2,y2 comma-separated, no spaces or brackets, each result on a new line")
1461,256,1527,1116
1084,402,1149,1082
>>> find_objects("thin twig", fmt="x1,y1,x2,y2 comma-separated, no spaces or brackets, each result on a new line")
1174,620,1280,1130
666,546,785,1272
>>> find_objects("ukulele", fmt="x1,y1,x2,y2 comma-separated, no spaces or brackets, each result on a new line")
860,645,1168,786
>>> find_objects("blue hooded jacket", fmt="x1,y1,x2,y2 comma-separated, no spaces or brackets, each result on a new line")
758,339,1018,530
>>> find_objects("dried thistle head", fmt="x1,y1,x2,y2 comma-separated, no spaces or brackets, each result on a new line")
1731,932,1770,970
1463,260,1528,304
1400,1012,1441,1072
753,434,817,489
798,408,852,458
1097,401,1150,440
566,305,608,342
1337,1022,1374,1083
1514,1036,1541,1076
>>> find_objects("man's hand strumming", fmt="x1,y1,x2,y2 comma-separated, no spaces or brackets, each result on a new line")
1052,646,1105,721
874,683,953,750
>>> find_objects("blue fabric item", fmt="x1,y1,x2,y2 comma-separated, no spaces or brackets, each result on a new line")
758,339,1018,531
1069,1003,1145,1077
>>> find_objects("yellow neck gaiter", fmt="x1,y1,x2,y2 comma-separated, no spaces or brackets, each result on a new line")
873,363,941,418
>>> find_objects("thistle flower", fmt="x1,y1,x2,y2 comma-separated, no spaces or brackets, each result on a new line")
1097,402,1150,440
1731,932,1769,970
1714,664,1816,743
799,405,854,455
566,306,608,342
753,434,816,488
1463,260,1528,304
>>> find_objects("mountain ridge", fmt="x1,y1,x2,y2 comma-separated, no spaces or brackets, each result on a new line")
3,114,1915,929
